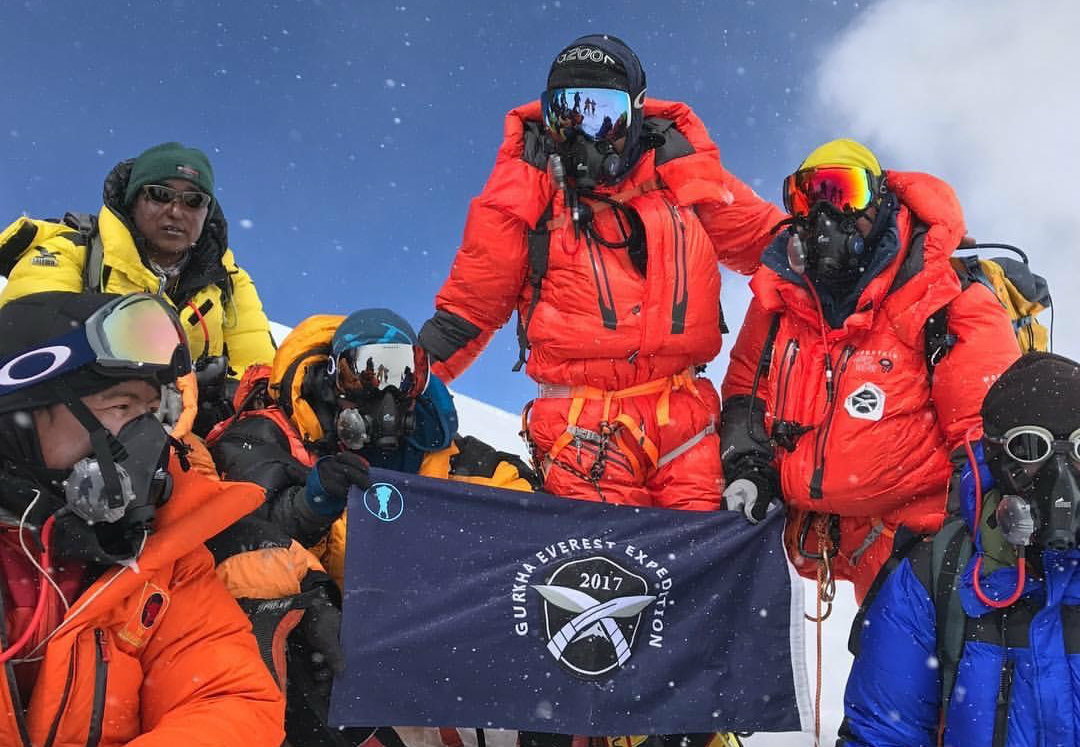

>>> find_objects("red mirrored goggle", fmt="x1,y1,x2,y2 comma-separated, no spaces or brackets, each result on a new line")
782,166,880,216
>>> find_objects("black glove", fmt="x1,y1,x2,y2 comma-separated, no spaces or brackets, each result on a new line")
296,579,346,676
305,452,371,516
192,356,237,437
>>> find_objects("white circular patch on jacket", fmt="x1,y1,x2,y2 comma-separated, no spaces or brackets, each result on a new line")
844,382,886,421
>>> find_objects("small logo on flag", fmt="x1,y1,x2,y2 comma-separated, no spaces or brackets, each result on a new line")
363,483,405,522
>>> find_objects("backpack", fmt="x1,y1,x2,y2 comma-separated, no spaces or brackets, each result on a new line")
0,212,107,291
925,243,1052,369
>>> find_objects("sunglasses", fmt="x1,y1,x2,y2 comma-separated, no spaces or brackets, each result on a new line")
330,342,429,402
541,87,633,144
782,166,879,216
142,184,213,210
990,425,1080,464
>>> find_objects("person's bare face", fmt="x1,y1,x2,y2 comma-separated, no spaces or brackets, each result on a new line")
33,380,161,470
131,178,209,265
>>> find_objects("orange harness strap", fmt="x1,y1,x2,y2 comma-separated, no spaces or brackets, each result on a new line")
541,369,703,475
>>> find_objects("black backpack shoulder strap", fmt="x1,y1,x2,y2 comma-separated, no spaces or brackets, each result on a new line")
61,212,106,292
642,117,695,167
924,304,955,374
931,517,974,720
0,219,41,277
513,202,553,372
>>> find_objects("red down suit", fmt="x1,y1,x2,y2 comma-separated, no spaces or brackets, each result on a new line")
721,171,1020,600
420,98,784,508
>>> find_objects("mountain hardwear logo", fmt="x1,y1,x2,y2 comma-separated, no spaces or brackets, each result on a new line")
844,382,886,421
363,482,404,522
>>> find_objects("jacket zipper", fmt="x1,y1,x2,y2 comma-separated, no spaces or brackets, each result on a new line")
773,338,800,429
85,628,109,747
42,647,77,747
0,585,32,747
991,656,1014,747
583,235,618,331
809,345,855,499
665,201,688,334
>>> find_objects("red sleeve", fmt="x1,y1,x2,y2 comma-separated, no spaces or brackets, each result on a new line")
697,175,787,276
722,296,775,400
931,283,1021,447
428,196,530,382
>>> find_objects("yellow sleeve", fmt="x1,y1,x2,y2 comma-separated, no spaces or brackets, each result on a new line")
0,231,86,306
308,514,348,591
221,250,275,374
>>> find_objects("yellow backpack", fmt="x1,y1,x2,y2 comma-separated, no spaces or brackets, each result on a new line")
950,244,1051,353
926,243,1051,368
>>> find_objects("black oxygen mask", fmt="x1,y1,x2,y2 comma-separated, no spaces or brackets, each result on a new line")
797,204,866,291
992,428,1080,551
335,389,417,453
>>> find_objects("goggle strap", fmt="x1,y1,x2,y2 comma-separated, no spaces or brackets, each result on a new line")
49,380,128,509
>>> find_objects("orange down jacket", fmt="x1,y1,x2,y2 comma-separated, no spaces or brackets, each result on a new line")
422,99,785,390
722,172,1020,588
0,454,285,747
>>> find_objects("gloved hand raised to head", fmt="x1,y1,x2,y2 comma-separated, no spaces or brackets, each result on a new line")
722,466,782,524
305,452,371,517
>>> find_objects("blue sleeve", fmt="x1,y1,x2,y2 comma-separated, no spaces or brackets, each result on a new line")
838,558,942,747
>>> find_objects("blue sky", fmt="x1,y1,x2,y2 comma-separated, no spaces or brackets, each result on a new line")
2,0,1074,412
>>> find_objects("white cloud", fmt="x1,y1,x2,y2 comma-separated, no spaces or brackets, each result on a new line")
813,0,1078,357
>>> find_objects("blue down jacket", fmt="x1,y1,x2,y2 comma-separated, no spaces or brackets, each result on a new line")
840,523,1080,747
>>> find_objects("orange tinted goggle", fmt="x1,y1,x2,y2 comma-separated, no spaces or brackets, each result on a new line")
782,166,879,216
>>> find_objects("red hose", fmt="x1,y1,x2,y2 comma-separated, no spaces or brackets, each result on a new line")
965,436,1026,609
0,514,57,663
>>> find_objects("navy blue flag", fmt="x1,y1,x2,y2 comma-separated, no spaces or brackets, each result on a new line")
329,468,810,735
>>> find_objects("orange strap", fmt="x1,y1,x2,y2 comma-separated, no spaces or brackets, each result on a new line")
170,371,199,439
541,370,703,470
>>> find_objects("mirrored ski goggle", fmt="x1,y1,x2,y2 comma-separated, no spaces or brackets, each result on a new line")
0,293,191,397
330,342,429,401
142,184,213,210
782,166,879,216
541,87,632,144
990,425,1080,464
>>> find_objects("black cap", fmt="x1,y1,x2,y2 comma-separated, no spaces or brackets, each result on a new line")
547,34,646,101
981,352,1080,438
0,292,139,414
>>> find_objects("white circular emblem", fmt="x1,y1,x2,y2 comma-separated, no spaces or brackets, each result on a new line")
0,345,73,387
844,382,886,422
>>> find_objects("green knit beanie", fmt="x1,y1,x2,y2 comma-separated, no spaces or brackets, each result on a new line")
123,142,215,206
